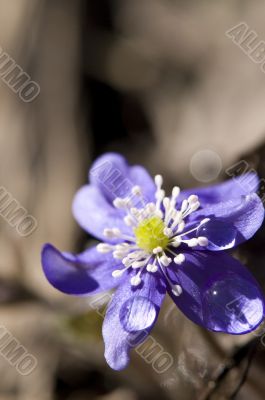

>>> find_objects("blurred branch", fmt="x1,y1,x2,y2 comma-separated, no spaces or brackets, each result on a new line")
200,339,258,400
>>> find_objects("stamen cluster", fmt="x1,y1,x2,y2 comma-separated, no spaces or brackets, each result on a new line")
97,175,209,296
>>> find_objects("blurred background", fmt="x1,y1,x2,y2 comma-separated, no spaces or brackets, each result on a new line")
0,0,265,399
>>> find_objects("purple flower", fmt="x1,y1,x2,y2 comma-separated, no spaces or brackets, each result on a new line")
41,153,265,370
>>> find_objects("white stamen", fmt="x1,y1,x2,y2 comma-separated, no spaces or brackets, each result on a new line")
170,211,182,230
98,174,210,290
174,254,185,265
112,269,124,278
131,275,142,286
172,186,180,199
147,263,158,273
187,238,198,247
163,197,172,223
197,236,209,246
162,187,181,226
131,185,142,196
177,221,185,233
165,208,175,226
115,243,133,252
127,250,146,259
171,238,182,247
113,198,126,208
124,215,136,227
132,259,149,269
103,228,121,238
155,178,165,212
146,202,156,214
135,206,148,221
188,194,199,204
163,197,170,209
160,254,171,267
155,174,163,188
155,189,165,202
181,200,188,213
114,196,133,209
190,201,200,212
156,256,183,297
163,227,173,237
112,228,121,236
113,251,128,259
96,243,113,253
155,209,163,219
130,207,141,220
153,246,162,254
122,257,134,268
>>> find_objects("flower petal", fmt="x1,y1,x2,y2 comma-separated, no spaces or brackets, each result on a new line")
72,184,131,242
167,251,265,334
102,270,166,370
41,244,123,295
193,193,264,249
89,152,156,204
180,173,259,206
73,154,156,240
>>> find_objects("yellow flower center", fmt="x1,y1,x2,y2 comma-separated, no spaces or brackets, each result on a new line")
134,216,169,253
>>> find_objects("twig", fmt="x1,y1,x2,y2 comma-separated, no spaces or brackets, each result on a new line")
200,338,258,400
229,341,257,399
